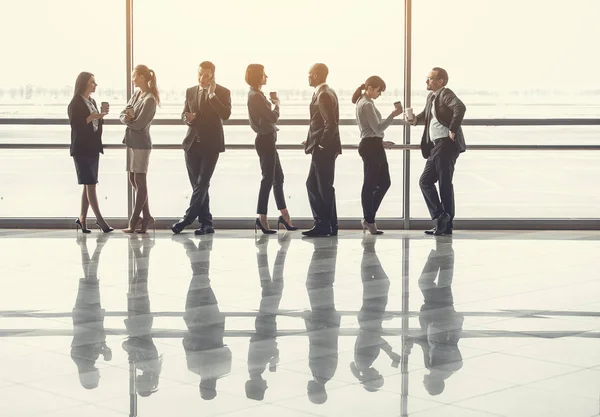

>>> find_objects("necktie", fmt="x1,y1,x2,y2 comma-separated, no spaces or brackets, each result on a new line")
198,89,207,115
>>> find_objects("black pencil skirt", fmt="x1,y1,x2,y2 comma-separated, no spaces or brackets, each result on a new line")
73,153,100,185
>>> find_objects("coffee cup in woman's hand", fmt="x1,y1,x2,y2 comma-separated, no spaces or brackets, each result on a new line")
101,101,110,114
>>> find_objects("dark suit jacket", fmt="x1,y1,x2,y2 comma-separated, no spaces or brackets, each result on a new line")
415,88,466,159
68,95,104,157
181,84,232,153
305,85,342,155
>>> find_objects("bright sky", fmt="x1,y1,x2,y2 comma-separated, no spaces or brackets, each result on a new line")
1,0,599,92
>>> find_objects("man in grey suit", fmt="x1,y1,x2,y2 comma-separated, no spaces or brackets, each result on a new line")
172,61,232,235
407,67,466,236
302,63,342,237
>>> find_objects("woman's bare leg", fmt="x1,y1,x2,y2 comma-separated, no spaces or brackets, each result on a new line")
123,173,141,232
134,173,154,233
279,208,293,226
85,184,110,229
79,186,90,228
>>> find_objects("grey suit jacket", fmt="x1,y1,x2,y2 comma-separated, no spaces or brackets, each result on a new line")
120,91,157,149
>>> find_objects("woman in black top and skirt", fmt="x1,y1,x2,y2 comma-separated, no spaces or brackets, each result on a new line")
68,72,114,233
245,64,297,234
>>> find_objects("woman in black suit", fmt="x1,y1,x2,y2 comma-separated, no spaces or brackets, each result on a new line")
245,64,297,234
68,72,113,233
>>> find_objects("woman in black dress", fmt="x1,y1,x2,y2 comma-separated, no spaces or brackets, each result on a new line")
68,72,113,233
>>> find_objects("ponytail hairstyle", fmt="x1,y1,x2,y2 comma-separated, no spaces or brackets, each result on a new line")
351,75,387,104
134,64,161,106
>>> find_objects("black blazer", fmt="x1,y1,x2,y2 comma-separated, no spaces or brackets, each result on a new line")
305,85,342,155
181,84,232,154
68,95,104,157
415,88,467,159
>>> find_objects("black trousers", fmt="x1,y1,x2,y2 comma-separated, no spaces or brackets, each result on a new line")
419,137,459,226
359,138,391,224
255,132,286,215
184,141,219,226
306,148,338,228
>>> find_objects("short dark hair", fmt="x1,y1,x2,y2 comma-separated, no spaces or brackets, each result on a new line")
432,67,448,86
245,64,264,88
199,61,215,73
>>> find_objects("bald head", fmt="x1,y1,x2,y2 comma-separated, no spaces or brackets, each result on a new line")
308,63,329,87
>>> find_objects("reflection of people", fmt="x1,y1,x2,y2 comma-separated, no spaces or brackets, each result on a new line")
352,76,403,235
302,63,342,237
350,237,401,391
68,71,113,233
304,237,340,404
245,64,297,234
172,61,232,236
122,236,162,397
406,67,467,236
245,234,290,400
409,238,464,396
71,234,112,389
177,235,232,400
120,65,159,234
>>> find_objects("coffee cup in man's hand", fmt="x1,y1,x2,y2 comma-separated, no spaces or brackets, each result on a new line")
269,92,278,100
405,108,414,119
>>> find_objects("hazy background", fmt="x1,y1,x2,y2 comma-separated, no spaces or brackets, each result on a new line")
0,0,599,219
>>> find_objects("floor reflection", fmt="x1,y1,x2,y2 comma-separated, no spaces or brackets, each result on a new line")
351,236,401,391
123,236,162,399
304,237,340,404
71,234,112,390
245,234,288,401
178,235,232,400
0,230,598,416
407,237,464,396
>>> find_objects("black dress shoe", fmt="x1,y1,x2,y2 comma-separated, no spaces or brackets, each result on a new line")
195,225,215,235
330,225,338,236
171,220,190,234
301,226,331,237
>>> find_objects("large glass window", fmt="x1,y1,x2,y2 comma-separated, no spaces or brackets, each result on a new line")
134,0,405,122
0,1,125,119
148,147,404,219
410,150,600,219
410,0,600,120
0,149,127,217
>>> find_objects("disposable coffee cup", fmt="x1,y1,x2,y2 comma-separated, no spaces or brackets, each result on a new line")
269,91,278,100
405,108,414,118
393,101,402,109
101,101,110,113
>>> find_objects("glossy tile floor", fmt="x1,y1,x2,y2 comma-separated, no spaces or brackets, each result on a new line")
1,229,599,417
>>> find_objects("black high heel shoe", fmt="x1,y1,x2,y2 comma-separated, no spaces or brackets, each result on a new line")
277,216,299,231
255,218,276,235
75,218,91,234
95,221,114,233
